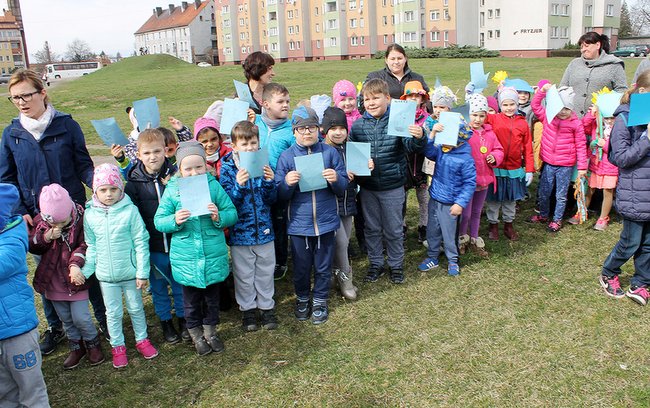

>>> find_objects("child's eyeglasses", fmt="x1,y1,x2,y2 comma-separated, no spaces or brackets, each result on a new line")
296,126,318,135
8,91,39,103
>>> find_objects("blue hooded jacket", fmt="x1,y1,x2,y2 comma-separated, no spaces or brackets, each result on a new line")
254,115,294,171
425,140,477,208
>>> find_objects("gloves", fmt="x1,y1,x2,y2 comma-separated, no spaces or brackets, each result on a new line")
525,172,533,187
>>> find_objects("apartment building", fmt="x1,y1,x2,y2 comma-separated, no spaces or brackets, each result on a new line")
0,9,25,74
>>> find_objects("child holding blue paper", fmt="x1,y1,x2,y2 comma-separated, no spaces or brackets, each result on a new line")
333,80,362,130
154,141,238,355
219,121,279,331
424,86,457,136
275,107,348,324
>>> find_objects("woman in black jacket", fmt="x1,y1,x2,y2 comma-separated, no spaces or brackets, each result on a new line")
365,43,429,101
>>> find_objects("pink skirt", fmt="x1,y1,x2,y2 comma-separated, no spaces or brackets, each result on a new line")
589,173,618,189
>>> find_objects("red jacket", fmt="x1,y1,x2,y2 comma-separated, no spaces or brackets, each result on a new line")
468,124,504,189
532,90,588,170
29,204,89,299
486,112,534,172
582,112,619,176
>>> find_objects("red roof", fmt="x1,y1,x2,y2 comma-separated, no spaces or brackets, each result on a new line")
134,1,209,34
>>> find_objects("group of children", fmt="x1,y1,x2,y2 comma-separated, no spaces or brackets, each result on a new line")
5,66,649,383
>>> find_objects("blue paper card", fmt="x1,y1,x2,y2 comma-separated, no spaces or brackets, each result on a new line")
434,112,461,146
132,96,160,128
178,174,211,217
346,142,371,176
435,77,442,89
220,98,250,135
470,62,489,92
91,118,129,146
628,93,650,126
387,99,417,137
596,92,623,118
233,80,257,109
294,153,327,192
238,148,269,179
545,85,564,123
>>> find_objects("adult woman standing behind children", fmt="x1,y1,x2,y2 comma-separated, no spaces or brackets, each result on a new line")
365,44,429,101
242,51,276,114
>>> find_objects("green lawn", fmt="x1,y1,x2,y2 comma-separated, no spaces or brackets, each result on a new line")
6,55,650,407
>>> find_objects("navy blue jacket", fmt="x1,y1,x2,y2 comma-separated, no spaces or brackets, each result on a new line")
0,112,94,217
425,139,477,208
609,104,650,221
349,108,426,191
219,152,277,246
275,141,348,236
330,143,358,216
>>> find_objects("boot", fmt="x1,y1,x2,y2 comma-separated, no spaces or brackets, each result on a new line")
458,234,470,255
202,325,224,353
241,309,259,332
85,335,105,366
488,223,499,241
469,237,489,258
336,268,357,301
63,339,86,370
177,317,191,342
187,326,211,356
503,222,519,241
160,319,181,344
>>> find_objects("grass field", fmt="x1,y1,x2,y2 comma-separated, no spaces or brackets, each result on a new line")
4,55,650,407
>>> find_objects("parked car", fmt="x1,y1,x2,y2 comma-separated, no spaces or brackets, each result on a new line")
0,74,11,84
197,62,212,67
612,45,649,57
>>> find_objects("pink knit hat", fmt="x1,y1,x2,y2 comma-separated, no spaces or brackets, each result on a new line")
486,96,499,112
93,163,124,193
39,184,74,223
332,80,357,107
193,117,220,139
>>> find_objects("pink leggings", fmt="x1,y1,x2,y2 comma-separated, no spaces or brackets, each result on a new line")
459,189,489,238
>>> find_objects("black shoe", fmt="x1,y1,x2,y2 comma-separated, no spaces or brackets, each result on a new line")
242,309,259,332
294,300,311,321
417,226,427,244
160,319,181,344
390,269,405,284
274,264,287,280
98,320,110,341
40,327,66,355
364,265,384,283
177,317,191,342
259,309,279,330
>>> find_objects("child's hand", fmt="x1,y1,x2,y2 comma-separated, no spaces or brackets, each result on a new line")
597,138,606,147
347,171,355,181
323,168,338,183
577,170,587,179
161,174,172,185
368,158,375,171
247,109,256,123
263,165,274,181
432,123,444,133
409,125,424,139
136,279,148,290
168,116,184,131
46,226,62,242
541,83,552,92
22,214,33,227
450,204,463,216
236,168,250,186
69,265,85,285
175,209,191,225
208,203,220,222
285,170,301,186
486,154,496,165
111,144,125,161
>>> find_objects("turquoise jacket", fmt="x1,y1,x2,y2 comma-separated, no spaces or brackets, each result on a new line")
254,115,294,171
82,194,150,282
154,174,237,288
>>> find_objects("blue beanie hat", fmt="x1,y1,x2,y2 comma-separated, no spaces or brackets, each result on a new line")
291,106,320,131
0,183,19,231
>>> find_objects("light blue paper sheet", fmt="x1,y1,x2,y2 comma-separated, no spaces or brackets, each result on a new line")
233,80,257,108
294,153,327,192
470,62,489,92
132,96,160,128
628,93,650,126
434,112,461,146
387,100,417,138
596,92,623,118
178,174,211,217
220,98,250,135
346,142,371,176
91,118,129,146
545,85,564,123
238,148,269,179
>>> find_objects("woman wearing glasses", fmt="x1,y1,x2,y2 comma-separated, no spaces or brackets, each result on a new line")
0,68,106,356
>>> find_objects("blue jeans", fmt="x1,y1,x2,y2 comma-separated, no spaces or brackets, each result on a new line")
538,164,573,222
602,219,650,287
290,231,335,303
150,252,184,321
99,280,149,348
51,300,98,341
426,200,460,265
360,187,406,270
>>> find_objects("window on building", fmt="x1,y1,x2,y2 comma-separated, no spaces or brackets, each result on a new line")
405,11,414,21
360,18,365,27
326,1,337,12
391,15,395,24
239,18,245,26
495,29,500,38
271,43,278,51
225,47,232,55
488,9,493,18
561,4,569,15
480,32,485,47
288,10,293,19
225,33,231,40
551,3,559,15
488,30,493,39
606,4,614,16
328,19,338,29
550,26,559,38
269,11,277,21
351,36,358,46
360,36,365,45
444,9,449,19
315,7,319,15
238,4,244,12
289,26,295,34
383,16,388,25
431,9,440,20
241,46,247,53
222,5,229,13
224,19,230,27
495,8,500,18
403,32,417,42
431,31,440,41
585,5,592,16
289,41,295,50
383,34,388,44
316,23,320,32
240,32,245,39
297,41,301,49
329,37,337,46
296,25,300,33
382,0,387,6
561,26,569,38
443,0,448,5
480,0,485,5
269,27,278,36
350,18,358,28
349,0,357,9
316,39,321,48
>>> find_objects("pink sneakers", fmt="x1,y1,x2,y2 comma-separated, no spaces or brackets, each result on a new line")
135,339,159,360
111,346,128,369
567,213,582,225
593,217,610,231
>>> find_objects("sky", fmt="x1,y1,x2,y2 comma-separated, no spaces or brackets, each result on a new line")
18,0,174,60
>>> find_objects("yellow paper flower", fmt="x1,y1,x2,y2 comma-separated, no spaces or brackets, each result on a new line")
591,86,611,105
492,70,508,84
356,81,363,93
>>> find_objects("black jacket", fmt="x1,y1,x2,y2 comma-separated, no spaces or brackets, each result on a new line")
331,143,358,216
366,65,430,100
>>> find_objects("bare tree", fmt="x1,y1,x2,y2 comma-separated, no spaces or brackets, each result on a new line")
33,41,59,64
630,0,650,35
64,39,95,62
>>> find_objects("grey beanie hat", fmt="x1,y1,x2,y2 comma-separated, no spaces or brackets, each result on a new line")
557,86,576,111
176,140,206,167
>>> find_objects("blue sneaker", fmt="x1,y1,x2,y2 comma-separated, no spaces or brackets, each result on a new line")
418,257,439,272
447,263,460,276
311,305,329,325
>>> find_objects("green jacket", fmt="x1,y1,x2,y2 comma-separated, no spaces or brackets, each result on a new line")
82,194,150,282
154,174,237,288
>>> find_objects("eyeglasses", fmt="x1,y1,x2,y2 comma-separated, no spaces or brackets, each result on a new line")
8,91,39,104
295,125,318,135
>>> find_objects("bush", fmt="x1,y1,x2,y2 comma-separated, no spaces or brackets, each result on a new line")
549,49,581,57
373,45,500,59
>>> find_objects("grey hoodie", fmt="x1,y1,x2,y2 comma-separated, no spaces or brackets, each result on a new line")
560,51,627,117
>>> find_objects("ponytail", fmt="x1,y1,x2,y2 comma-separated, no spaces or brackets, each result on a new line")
621,70,650,104
578,31,610,54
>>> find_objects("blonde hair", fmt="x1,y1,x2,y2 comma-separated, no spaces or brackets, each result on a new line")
9,69,49,105
137,128,165,150
622,70,650,105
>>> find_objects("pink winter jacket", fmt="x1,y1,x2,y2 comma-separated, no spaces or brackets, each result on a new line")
532,90,588,170
468,124,505,189
582,112,619,176
346,109,362,131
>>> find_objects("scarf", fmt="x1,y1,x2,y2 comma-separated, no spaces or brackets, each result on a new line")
261,108,287,129
20,104,55,141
